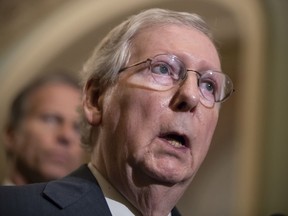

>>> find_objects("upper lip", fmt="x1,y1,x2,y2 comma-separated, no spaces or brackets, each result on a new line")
50,151,70,163
159,132,190,148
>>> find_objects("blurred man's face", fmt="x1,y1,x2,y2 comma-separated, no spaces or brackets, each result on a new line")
8,83,85,183
89,25,221,194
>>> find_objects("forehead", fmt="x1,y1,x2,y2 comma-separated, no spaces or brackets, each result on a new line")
26,83,80,111
130,24,220,70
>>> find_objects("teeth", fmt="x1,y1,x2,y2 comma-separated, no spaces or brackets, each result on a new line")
167,139,183,148
160,133,186,148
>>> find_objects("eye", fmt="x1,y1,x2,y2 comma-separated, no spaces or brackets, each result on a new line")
199,78,217,101
151,62,173,76
40,114,61,125
201,81,215,93
146,55,184,86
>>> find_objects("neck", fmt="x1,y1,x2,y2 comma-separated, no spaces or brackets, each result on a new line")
92,160,189,216
7,166,29,185
8,159,45,185
91,147,191,216
124,177,188,216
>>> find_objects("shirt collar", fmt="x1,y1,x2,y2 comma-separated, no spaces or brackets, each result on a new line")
2,178,15,186
88,162,172,216
88,162,141,216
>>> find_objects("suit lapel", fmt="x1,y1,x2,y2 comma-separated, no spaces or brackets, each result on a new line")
43,165,112,215
171,207,182,216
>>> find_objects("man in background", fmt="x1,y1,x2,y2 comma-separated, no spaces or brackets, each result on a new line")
2,72,86,185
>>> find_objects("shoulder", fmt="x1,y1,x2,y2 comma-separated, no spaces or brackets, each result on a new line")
0,182,52,216
0,165,111,216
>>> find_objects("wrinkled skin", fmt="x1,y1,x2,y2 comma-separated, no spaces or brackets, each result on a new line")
85,24,221,215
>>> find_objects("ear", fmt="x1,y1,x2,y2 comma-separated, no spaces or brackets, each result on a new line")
82,79,103,126
3,126,17,157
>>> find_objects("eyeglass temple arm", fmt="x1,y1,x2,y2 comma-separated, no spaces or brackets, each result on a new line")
119,59,151,73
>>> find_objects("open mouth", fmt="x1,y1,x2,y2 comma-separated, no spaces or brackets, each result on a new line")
159,133,188,148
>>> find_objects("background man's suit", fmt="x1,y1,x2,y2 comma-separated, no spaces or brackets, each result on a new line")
0,165,181,216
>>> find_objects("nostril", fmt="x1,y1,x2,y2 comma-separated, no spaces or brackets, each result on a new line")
58,137,70,146
170,83,199,112
177,101,188,111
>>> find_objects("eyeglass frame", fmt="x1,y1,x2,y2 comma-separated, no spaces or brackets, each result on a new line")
119,53,234,105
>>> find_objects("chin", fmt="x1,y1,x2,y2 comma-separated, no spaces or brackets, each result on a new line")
42,165,70,179
145,166,193,185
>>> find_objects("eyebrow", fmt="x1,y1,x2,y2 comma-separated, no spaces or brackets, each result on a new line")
171,52,221,72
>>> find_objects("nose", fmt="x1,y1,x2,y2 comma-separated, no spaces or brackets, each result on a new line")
56,123,78,146
170,73,200,112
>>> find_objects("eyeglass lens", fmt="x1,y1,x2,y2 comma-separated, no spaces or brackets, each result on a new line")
148,54,233,103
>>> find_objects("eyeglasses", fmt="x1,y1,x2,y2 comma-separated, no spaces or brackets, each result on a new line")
119,54,234,107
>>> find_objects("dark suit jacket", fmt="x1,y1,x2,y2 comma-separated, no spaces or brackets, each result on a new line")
0,165,181,216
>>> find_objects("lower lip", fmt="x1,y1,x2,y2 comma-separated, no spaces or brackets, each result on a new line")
50,154,69,164
158,137,189,152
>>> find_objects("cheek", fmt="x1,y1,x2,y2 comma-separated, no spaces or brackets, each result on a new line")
193,108,219,160
103,88,165,156
122,93,166,139
202,108,219,135
15,124,48,157
106,86,164,128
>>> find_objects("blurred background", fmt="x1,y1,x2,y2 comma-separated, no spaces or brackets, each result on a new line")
0,0,287,215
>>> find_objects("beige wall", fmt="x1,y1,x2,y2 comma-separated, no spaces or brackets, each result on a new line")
0,0,287,215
